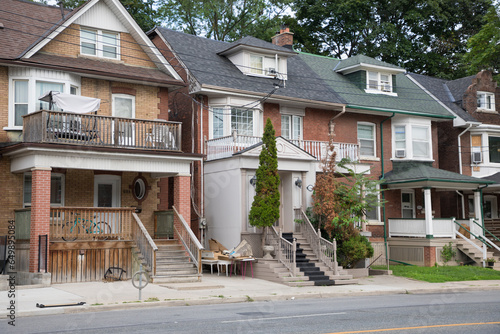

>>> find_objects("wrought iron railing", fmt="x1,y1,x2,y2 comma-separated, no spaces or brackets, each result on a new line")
172,206,204,274
295,209,338,275
132,213,158,275
23,110,182,151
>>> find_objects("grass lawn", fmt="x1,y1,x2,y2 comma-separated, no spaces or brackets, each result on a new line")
372,265,500,283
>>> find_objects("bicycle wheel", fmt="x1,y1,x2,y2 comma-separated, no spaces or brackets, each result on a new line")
61,222,79,241
95,222,111,240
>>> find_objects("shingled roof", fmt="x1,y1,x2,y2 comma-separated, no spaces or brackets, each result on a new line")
154,27,345,105
0,0,182,86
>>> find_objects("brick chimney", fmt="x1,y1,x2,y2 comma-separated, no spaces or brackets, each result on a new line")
272,24,294,49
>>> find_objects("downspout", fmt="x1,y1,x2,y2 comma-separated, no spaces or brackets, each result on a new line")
329,106,346,134
199,95,204,219
380,113,395,269
458,124,472,175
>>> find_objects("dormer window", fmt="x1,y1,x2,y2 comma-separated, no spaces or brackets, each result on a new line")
367,71,392,93
477,91,495,112
249,54,278,77
81,28,119,59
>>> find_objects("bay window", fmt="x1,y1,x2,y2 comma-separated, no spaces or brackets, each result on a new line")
14,80,28,126
412,126,430,158
489,136,500,163
210,106,259,139
231,107,253,136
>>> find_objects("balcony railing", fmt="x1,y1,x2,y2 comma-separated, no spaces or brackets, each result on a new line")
23,110,182,151
205,134,359,162
388,218,456,238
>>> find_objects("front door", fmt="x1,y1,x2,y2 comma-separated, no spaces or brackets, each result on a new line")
401,190,415,218
94,175,121,232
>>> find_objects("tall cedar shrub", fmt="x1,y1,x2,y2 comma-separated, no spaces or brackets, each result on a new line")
249,118,280,233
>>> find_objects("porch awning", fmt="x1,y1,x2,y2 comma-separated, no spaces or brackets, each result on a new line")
39,91,101,114
382,161,493,190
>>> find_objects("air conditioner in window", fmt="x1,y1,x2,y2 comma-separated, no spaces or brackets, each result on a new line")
472,151,482,164
395,149,406,158
265,67,277,76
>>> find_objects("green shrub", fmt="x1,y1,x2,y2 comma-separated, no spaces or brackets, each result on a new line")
440,242,456,265
338,234,374,268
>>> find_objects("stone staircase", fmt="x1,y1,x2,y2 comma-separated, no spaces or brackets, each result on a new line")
253,233,357,286
135,239,201,283
455,238,500,270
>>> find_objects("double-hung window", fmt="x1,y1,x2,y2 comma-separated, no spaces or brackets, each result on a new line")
210,106,258,139
367,71,392,93
394,125,406,157
281,115,302,140
81,28,119,59
477,92,495,111
358,123,376,157
212,107,225,138
412,126,430,158
489,136,500,163
13,80,29,126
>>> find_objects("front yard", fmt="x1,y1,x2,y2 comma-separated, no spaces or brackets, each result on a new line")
372,265,500,283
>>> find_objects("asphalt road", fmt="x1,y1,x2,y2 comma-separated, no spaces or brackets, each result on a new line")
3,290,500,334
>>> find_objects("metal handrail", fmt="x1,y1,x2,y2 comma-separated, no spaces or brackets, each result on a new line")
132,213,158,275
296,209,338,275
470,219,500,253
172,206,204,274
471,219,500,245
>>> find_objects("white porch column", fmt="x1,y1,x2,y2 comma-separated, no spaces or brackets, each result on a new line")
424,187,433,239
473,189,483,237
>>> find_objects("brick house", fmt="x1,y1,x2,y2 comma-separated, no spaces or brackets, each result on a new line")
0,0,202,284
149,26,492,270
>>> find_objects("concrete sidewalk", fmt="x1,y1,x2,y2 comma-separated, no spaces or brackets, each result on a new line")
1,274,500,318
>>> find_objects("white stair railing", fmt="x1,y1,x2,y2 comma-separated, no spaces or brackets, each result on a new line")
172,206,204,274
132,213,158,275
453,218,487,267
265,227,296,276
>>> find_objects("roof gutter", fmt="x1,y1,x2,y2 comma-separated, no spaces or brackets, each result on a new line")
347,104,455,120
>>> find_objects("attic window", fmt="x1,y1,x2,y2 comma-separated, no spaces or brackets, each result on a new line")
81,28,119,59
366,71,395,95
477,91,495,112
249,54,278,77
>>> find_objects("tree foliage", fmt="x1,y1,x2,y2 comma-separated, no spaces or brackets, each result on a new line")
249,118,280,229
463,4,500,80
288,0,493,79
158,0,292,41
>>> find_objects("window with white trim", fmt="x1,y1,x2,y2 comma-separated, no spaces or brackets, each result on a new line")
8,69,81,129
412,126,430,158
24,173,65,208
249,54,278,76
392,120,432,160
366,71,392,93
281,114,302,140
210,106,259,139
358,122,376,157
81,28,119,59
477,91,495,111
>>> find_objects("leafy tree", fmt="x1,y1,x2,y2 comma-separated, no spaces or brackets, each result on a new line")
463,5,500,81
249,118,280,243
312,135,381,267
158,0,292,41
289,0,492,79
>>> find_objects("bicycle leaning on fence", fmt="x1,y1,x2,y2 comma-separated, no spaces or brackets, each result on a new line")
62,212,111,241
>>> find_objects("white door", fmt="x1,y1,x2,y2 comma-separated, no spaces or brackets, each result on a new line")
401,190,415,219
112,94,135,146
94,175,121,234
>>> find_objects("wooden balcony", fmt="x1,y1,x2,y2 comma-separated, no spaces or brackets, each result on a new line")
205,134,359,162
23,110,182,151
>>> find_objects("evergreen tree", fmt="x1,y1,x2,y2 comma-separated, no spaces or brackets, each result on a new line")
249,118,280,240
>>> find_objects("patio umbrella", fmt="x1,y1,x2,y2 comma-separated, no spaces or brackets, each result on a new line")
38,91,100,114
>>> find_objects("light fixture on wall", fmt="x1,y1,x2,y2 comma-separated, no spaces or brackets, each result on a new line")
250,175,257,187
295,178,302,188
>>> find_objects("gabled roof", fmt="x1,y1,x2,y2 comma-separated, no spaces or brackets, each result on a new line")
218,36,297,56
334,54,405,73
154,28,345,106
301,53,454,119
407,73,477,124
234,136,316,161
0,0,183,85
383,161,493,190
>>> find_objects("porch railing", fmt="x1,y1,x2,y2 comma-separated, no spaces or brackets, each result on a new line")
50,207,133,241
295,209,338,275
388,218,456,238
172,206,204,275
265,226,296,276
132,213,158,275
205,134,359,162
23,110,182,151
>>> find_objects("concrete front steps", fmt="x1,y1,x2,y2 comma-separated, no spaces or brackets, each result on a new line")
455,238,500,270
137,239,201,283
